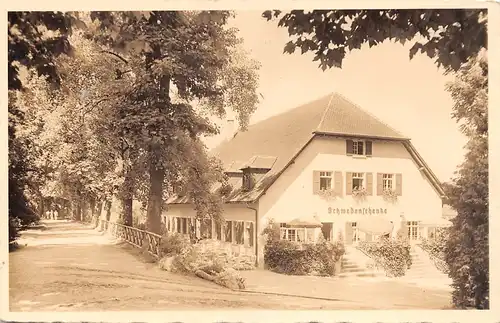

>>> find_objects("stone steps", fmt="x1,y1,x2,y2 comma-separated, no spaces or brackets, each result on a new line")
339,248,383,277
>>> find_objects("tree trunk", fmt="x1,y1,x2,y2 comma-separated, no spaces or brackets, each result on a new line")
146,160,165,234
75,201,82,221
37,191,44,218
89,197,96,225
121,171,134,227
105,200,112,221
145,72,170,234
96,200,104,220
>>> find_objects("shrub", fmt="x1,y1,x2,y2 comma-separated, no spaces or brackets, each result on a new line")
261,219,281,242
264,238,345,276
159,232,192,257
420,228,449,258
169,241,247,290
419,228,450,274
357,237,412,277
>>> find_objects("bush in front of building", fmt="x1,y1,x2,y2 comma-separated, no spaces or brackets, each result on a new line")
419,228,450,274
357,237,412,277
157,234,248,289
264,237,345,276
159,232,192,257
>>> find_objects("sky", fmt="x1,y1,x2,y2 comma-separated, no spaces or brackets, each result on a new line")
203,11,468,183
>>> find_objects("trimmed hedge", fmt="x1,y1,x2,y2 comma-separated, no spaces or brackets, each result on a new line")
264,238,345,276
357,237,412,277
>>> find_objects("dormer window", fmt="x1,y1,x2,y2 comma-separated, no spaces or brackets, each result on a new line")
346,139,372,156
242,171,255,191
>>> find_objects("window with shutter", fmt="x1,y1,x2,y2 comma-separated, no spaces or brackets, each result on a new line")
347,139,372,156
319,171,332,190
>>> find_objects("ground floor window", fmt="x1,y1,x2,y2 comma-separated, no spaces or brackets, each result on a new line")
407,221,420,240
168,216,255,247
215,220,222,240
246,222,254,247
173,217,190,234
224,220,233,242
200,218,212,239
234,221,245,245
279,224,309,242
282,228,299,241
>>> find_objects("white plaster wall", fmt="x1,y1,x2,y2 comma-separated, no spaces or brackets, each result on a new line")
258,136,443,245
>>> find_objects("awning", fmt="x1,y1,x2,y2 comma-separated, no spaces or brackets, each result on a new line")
287,215,323,228
357,217,394,235
420,217,453,227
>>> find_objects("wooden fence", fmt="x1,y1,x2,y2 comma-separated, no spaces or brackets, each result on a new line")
99,219,162,258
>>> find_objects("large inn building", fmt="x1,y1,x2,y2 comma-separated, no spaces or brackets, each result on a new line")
164,93,449,267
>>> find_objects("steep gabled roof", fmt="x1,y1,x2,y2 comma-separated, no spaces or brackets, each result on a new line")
167,92,444,204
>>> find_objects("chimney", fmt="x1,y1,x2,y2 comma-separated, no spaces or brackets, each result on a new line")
224,119,236,140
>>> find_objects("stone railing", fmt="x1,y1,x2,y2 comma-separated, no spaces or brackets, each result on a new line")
99,219,162,258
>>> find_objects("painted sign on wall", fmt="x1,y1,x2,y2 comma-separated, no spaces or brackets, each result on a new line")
327,207,388,215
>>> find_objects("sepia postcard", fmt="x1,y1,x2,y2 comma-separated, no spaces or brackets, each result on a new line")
2,1,498,322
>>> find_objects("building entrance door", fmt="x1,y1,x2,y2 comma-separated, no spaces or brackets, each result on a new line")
321,222,333,241
407,221,421,243
345,222,365,245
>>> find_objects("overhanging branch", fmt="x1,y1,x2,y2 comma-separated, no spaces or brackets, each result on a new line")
101,50,129,64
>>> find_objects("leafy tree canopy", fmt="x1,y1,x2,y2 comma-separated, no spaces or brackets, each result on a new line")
9,11,261,236
262,9,487,72
443,49,488,309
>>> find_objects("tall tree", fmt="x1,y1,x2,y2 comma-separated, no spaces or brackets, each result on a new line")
9,11,260,238
8,11,86,240
443,50,488,309
88,11,260,233
262,9,487,72
14,30,128,223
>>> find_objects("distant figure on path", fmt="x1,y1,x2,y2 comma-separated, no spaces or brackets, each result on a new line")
53,208,59,220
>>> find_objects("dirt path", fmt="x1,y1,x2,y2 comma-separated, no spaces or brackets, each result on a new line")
9,220,452,311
